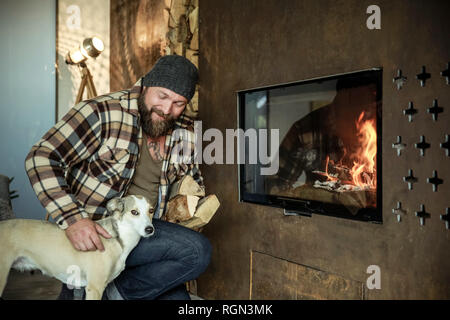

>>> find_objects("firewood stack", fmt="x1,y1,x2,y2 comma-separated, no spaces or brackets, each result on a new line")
165,175,220,231
164,0,199,119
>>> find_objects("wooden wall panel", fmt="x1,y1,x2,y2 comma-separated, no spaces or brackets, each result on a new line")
110,0,167,91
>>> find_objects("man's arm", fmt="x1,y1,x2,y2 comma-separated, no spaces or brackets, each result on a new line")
187,162,204,191
25,101,111,251
25,101,102,229
173,115,205,191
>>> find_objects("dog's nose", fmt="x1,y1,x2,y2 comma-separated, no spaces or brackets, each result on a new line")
145,226,154,235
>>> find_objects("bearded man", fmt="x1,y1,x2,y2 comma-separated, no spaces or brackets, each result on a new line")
25,55,211,300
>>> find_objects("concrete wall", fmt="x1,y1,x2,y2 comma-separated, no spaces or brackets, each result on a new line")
0,0,56,219
198,0,450,299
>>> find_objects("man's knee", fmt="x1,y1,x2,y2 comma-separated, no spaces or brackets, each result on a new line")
189,231,212,275
198,233,212,271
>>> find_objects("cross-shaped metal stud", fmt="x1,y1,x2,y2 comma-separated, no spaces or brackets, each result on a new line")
415,135,430,157
427,99,443,121
403,169,418,190
403,102,417,122
440,208,449,230
416,66,431,87
440,134,450,156
392,136,406,156
441,62,450,85
427,170,443,192
415,204,431,226
393,69,407,90
392,201,406,222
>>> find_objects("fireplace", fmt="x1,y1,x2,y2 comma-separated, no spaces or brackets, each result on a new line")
237,68,382,223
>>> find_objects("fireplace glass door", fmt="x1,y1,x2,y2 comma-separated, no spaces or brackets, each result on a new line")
238,69,382,223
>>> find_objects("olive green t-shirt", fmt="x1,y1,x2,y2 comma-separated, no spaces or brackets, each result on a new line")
126,133,163,208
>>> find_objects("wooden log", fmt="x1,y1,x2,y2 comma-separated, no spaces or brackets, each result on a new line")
166,175,219,228
168,175,205,201
194,195,220,220
170,0,186,25
276,184,376,215
188,6,198,34
164,0,172,10
166,194,200,223
189,28,199,51
179,194,220,229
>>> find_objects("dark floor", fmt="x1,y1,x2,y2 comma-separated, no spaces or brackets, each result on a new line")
2,270,61,300
2,270,203,300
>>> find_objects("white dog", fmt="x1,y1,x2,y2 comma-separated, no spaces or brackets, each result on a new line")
0,195,154,300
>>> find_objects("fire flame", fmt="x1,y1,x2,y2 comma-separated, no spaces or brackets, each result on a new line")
324,156,338,181
319,111,377,191
350,112,377,189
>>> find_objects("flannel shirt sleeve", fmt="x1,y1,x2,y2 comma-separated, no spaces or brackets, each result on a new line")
188,162,204,190
25,101,102,229
184,125,205,191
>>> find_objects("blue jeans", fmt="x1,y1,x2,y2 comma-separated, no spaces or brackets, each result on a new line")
106,219,212,300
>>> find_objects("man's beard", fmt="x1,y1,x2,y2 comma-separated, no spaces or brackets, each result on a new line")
138,92,176,138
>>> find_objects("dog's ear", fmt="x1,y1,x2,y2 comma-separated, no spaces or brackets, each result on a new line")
106,198,125,215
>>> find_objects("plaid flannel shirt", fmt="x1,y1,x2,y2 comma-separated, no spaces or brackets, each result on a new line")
25,79,203,229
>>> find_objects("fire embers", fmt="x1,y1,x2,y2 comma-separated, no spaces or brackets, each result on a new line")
313,111,377,193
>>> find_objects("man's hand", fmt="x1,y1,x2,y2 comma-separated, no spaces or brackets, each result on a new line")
65,218,112,252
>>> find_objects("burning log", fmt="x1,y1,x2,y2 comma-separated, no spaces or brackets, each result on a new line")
270,110,378,215
312,111,377,194
313,178,373,192
294,183,375,214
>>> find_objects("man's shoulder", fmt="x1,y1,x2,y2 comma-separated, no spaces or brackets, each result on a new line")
87,80,142,115
171,114,198,144
87,90,130,106
82,88,140,117
175,113,197,132
89,78,141,107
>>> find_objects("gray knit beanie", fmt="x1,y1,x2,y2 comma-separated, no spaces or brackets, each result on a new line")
142,55,198,101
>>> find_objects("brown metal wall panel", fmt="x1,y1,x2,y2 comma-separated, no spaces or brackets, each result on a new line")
251,251,365,300
197,0,450,299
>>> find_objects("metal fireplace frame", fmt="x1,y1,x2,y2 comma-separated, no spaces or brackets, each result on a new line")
237,68,383,223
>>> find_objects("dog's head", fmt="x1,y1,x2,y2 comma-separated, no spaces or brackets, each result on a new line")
106,195,155,237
